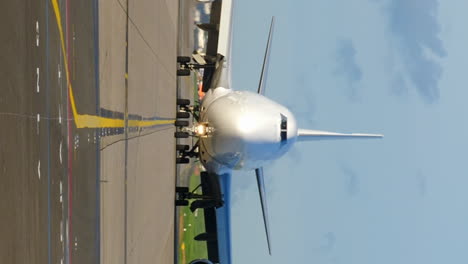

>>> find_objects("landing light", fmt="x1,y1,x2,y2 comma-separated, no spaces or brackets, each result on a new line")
183,122,213,137
196,124,206,136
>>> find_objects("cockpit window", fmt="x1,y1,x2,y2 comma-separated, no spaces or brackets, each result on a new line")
280,114,287,144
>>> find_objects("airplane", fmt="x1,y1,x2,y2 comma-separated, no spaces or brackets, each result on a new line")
174,0,383,263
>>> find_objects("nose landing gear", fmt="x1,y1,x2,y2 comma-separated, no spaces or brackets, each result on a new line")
174,98,201,163
176,98,200,122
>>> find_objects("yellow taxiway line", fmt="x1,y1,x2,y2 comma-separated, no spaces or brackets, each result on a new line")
51,0,174,129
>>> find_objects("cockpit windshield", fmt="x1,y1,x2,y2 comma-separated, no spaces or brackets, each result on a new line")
280,114,287,145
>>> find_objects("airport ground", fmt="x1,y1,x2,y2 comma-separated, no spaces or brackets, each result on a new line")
0,0,200,263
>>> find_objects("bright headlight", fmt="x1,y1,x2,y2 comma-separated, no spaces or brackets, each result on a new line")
196,124,206,136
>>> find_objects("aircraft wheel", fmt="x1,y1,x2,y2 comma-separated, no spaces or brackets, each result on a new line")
174,132,189,138
176,157,190,164
176,112,190,119
175,200,189,206
177,98,191,106
177,69,191,76
176,144,190,151
177,56,191,63
176,186,189,193
175,120,189,127
190,200,217,212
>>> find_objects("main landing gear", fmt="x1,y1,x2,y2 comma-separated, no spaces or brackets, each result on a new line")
175,142,199,164
174,98,200,164
175,172,223,212
177,55,216,76
175,98,199,125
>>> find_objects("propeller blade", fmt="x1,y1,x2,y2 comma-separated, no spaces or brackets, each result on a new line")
257,17,275,95
255,167,272,255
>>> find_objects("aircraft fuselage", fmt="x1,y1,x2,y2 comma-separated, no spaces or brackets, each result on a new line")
198,87,298,174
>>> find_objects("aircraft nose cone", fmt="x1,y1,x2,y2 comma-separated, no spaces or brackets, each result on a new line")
199,91,300,171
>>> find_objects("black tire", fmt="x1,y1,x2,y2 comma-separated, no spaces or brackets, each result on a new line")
177,56,191,63
177,69,191,76
176,144,190,151
176,157,190,164
190,200,217,212
194,232,217,242
174,120,189,127
176,187,189,193
174,132,189,138
175,200,189,206
176,112,190,119
177,98,191,106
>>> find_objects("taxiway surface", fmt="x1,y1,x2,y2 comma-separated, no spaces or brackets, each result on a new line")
0,0,183,263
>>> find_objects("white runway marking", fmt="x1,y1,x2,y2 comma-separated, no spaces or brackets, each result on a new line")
59,141,63,164
36,114,40,134
74,135,80,150
36,67,40,93
58,105,62,124
58,59,63,96
65,221,68,247
60,220,63,242
36,21,39,47
59,180,63,203
37,160,41,179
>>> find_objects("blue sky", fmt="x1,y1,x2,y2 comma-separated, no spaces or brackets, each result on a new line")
229,0,468,263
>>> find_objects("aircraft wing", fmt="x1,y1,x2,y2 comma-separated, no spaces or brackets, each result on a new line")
201,0,234,91
200,0,274,95
216,0,234,63
215,173,233,264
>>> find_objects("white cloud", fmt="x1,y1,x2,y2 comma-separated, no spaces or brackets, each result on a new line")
384,0,446,103
333,39,363,100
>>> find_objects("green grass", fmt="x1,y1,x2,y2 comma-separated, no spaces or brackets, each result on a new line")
178,169,209,264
